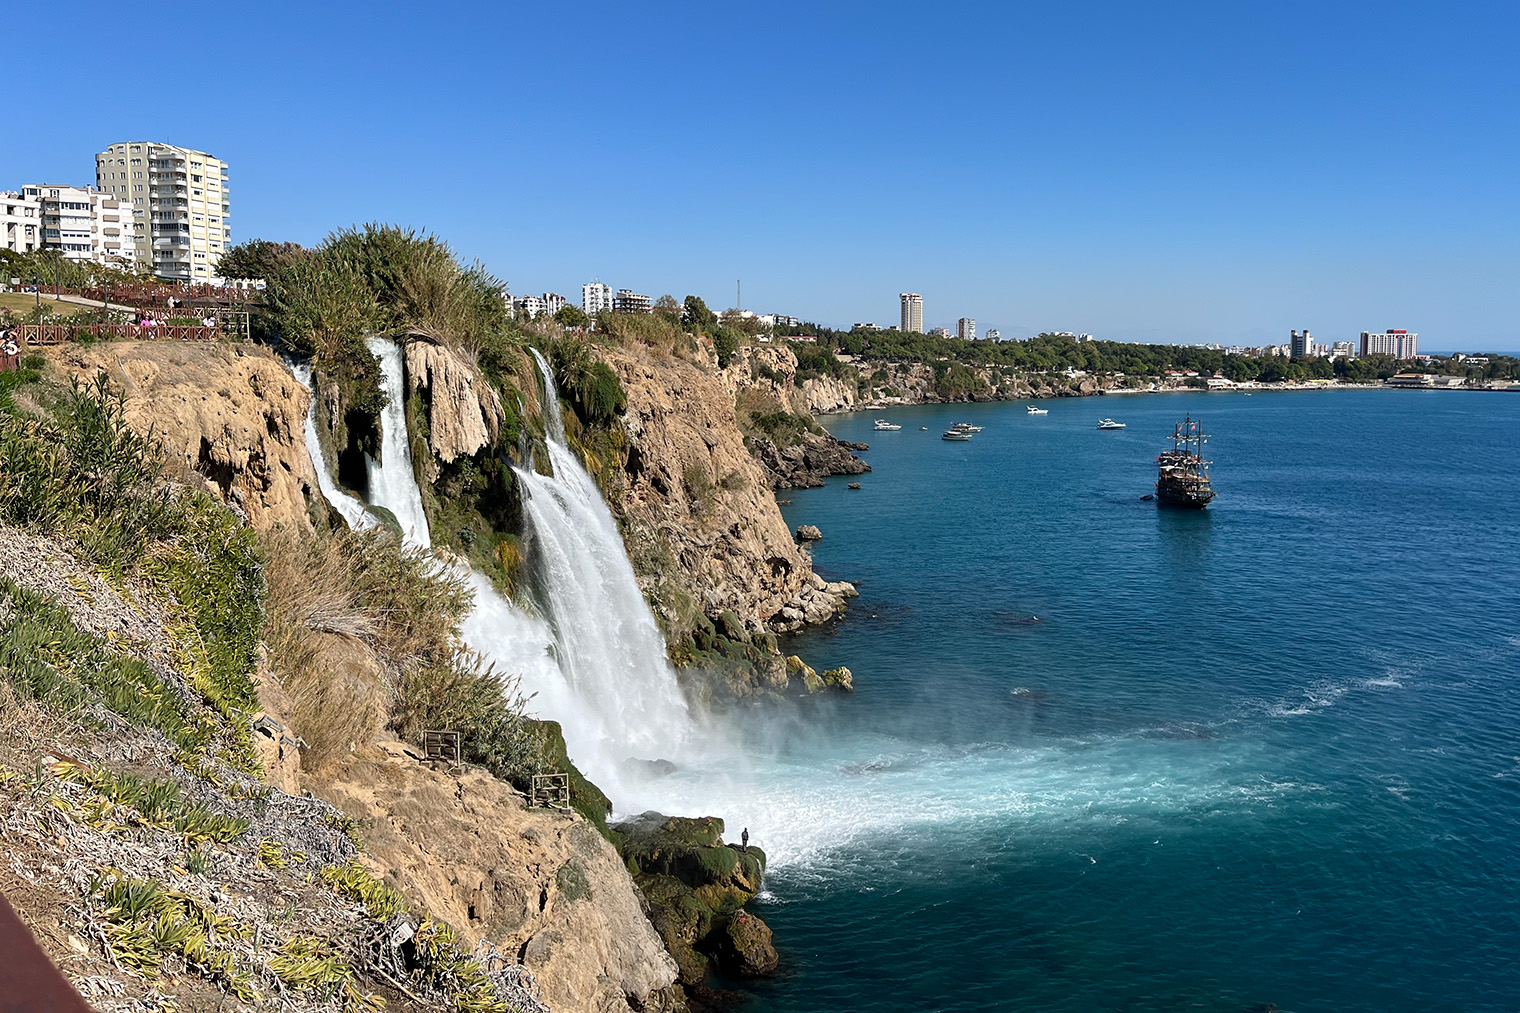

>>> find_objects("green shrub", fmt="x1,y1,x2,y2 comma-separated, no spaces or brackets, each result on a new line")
712,326,741,368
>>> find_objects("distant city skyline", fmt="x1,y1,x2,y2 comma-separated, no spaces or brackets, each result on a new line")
8,2,1518,348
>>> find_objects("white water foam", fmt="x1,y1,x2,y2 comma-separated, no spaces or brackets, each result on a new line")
366,337,431,550
289,361,375,532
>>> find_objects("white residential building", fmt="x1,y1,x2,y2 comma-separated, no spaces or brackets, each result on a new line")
20,184,140,267
614,289,652,314
96,142,229,282
582,280,613,318
900,293,923,333
1361,329,1418,358
985,328,1001,340
1,190,41,254
543,293,567,318
957,317,975,340
514,295,546,319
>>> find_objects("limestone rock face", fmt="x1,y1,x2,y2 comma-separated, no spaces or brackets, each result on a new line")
404,338,505,473
795,524,823,542
317,745,678,1013
49,342,319,531
600,345,829,639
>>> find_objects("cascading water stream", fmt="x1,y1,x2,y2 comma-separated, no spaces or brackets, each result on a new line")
290,362,375,532
516,350,699,780
356,341,646,797
365,337,431,550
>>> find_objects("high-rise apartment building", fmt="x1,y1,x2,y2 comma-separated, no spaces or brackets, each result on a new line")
1360,329,1418,358
1,190,41,254
20,184,139,267
900,293,923,333
957,317,975,340
582,280,613,317
1290,328,1314,358
96,142,229,282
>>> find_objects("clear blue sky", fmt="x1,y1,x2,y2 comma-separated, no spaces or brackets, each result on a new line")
9,1,1518,348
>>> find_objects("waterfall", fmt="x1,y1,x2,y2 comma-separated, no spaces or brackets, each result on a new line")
365,337,431,550
302,339,701,809
517,350,696,767
290,362,375,532
535,347,567,445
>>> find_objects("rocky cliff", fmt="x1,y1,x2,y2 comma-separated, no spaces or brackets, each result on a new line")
596,343,857,664
46,341,321,531
315,743,680,1013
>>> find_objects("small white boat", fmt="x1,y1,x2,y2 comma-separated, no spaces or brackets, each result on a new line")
1026,405,1049,415
920,426,929,430
952,422,983,433
1097,418,1126,430
941,429,974,441
873,419,902,431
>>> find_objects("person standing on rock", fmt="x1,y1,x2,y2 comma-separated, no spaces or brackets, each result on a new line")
741,828,749,852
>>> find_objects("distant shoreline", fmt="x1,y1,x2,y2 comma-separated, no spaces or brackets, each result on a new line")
833,379,1515,415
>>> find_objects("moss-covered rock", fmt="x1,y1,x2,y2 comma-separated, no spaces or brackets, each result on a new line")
706,910,779,977
613,811,773,985
820,666,855,692
785,655,823,694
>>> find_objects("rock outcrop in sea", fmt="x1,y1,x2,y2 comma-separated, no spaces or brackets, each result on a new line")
612,811,776,992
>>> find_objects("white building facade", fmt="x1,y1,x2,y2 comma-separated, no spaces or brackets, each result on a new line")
1,190,41,254
614,289,651,314
582,281,613,317
1361,330,1418,358
957,317,975,340
20,184,140,267
900,293,923,333
96,142,229,282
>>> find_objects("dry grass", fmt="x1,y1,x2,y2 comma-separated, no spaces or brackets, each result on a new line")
260,523,547,785
260,526,472,770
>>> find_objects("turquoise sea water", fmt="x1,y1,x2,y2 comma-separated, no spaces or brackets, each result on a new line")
745,390,1520,1012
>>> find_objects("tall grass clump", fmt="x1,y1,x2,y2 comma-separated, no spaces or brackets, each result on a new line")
548,335,626,427
596,309,684,355
260,526,544,780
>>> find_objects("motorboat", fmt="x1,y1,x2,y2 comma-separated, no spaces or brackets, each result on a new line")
952,422,983,433
873,419,902,431
920,426,929,430
1026,405,1049,415
942,429,974,441
1097,418,1126,430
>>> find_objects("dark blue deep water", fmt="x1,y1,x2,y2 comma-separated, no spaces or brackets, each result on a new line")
745,390,1520,1013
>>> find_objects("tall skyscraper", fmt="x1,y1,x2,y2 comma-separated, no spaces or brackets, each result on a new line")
900,293,923,333
957,317,975,340
96,142,229,282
